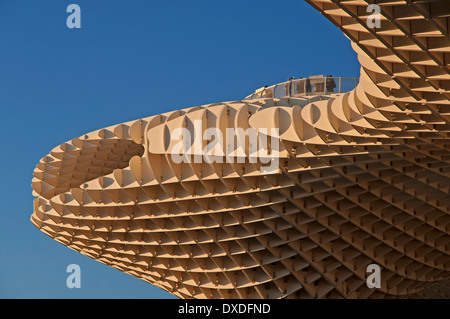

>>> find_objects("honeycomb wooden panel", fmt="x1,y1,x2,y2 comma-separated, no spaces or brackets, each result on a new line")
31,0,449,299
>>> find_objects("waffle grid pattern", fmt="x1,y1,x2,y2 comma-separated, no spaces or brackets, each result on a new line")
31,0,450,299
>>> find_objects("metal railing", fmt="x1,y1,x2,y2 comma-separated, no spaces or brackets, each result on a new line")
244,76,359,100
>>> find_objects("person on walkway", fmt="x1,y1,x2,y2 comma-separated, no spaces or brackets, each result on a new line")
326,75,336,93
263,85,273,98
296,78,305,94
305,78,311,93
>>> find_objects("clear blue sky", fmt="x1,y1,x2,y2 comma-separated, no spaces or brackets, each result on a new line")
0,0,359,298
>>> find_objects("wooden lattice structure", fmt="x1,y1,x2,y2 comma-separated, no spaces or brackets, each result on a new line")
31,0,450,298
